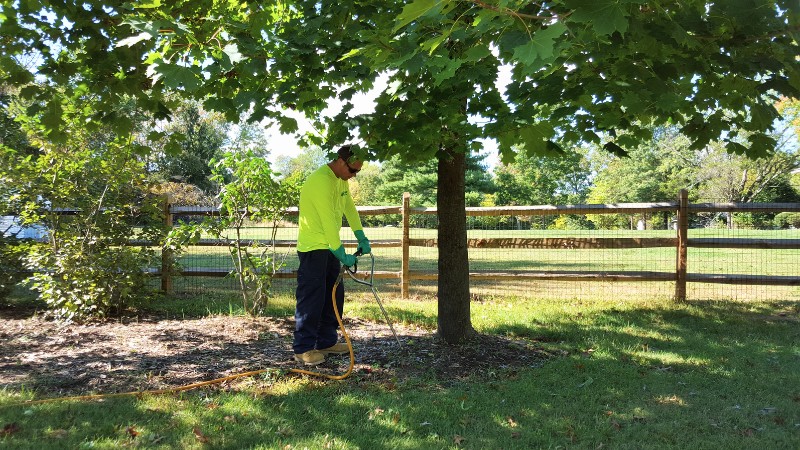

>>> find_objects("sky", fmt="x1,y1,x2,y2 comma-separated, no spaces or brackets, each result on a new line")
263,119,501,171
261,70,509,172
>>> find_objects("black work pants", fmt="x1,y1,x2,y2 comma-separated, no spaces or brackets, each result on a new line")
293,249,344,354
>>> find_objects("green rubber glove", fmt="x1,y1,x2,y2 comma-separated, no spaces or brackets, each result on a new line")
331,245,357,267
354,230,371,255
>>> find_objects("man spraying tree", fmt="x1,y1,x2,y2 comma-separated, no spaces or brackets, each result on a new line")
293,145,371,366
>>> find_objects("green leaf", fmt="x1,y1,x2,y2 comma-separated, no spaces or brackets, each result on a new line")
18,85,41,99
749,103,778,130
603,141,628,157
393,0,446,33
421,33,449,55
569,0,631,36
748,134,776,158
520,123,555,156
338,48,364,61
147,131,165,141
511,23,567,68
463,44,491,63
277,116,298,134
497,133,517,165
41,99,63,132
131,0,163,8
149,62,200,91
432,58,462,86
725,140,749,155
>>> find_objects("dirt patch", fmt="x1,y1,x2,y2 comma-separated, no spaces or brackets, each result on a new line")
0,311,553,397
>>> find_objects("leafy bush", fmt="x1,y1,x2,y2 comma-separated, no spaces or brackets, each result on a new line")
2,95,163,321
25,238,152,321
0,235,27,301
774,212,800,229
199,150,299,315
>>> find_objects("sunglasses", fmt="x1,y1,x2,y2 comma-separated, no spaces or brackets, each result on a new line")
342,158,360,174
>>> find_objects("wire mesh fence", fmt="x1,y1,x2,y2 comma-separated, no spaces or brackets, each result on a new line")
161,193,800,302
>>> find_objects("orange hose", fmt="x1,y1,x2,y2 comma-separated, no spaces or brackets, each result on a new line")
10,271,354,406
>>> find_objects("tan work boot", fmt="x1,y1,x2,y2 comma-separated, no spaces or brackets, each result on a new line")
294,350,325,366
317,343,349,355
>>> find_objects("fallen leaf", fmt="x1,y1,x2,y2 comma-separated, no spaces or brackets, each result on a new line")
511,431,521,439
193,427,210,443
369,408,384,420
506,416,518,428
453,434,466,445
1,423,20,437
392,413,401,424
126,426,139,438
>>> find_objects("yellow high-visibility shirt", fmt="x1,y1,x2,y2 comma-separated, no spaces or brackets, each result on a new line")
297,165,363,252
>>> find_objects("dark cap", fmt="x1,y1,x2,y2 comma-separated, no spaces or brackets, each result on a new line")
337,145,355,161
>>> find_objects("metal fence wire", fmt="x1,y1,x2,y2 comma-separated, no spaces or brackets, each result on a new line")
161,193,800,302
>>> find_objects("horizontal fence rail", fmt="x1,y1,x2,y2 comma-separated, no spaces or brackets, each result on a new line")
34,192,798,300
147,190,800,301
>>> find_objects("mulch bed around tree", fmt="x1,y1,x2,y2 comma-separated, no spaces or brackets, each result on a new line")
0,309,555,398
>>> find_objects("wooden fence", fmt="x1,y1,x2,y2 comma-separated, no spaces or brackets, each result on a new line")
160,190,800,301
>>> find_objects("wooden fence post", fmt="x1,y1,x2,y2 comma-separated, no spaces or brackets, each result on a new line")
401,192,411,299
675,189,688,302
161,195,173,294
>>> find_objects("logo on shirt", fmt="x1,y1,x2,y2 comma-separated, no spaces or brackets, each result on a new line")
341,191,348,197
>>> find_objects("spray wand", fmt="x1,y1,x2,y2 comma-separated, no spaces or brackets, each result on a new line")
347,249,402,346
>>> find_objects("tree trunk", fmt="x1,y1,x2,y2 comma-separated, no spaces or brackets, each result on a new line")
437,147,474,344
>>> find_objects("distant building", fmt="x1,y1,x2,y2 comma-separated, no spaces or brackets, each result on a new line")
0,216,48,240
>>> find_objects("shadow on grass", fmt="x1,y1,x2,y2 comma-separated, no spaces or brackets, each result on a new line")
1,299,798,448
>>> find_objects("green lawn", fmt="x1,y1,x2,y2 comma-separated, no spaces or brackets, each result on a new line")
2,293,798,449
168,226,800,302
175,226,800,273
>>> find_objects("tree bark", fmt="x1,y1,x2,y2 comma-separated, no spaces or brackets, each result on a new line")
437,146,474,344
